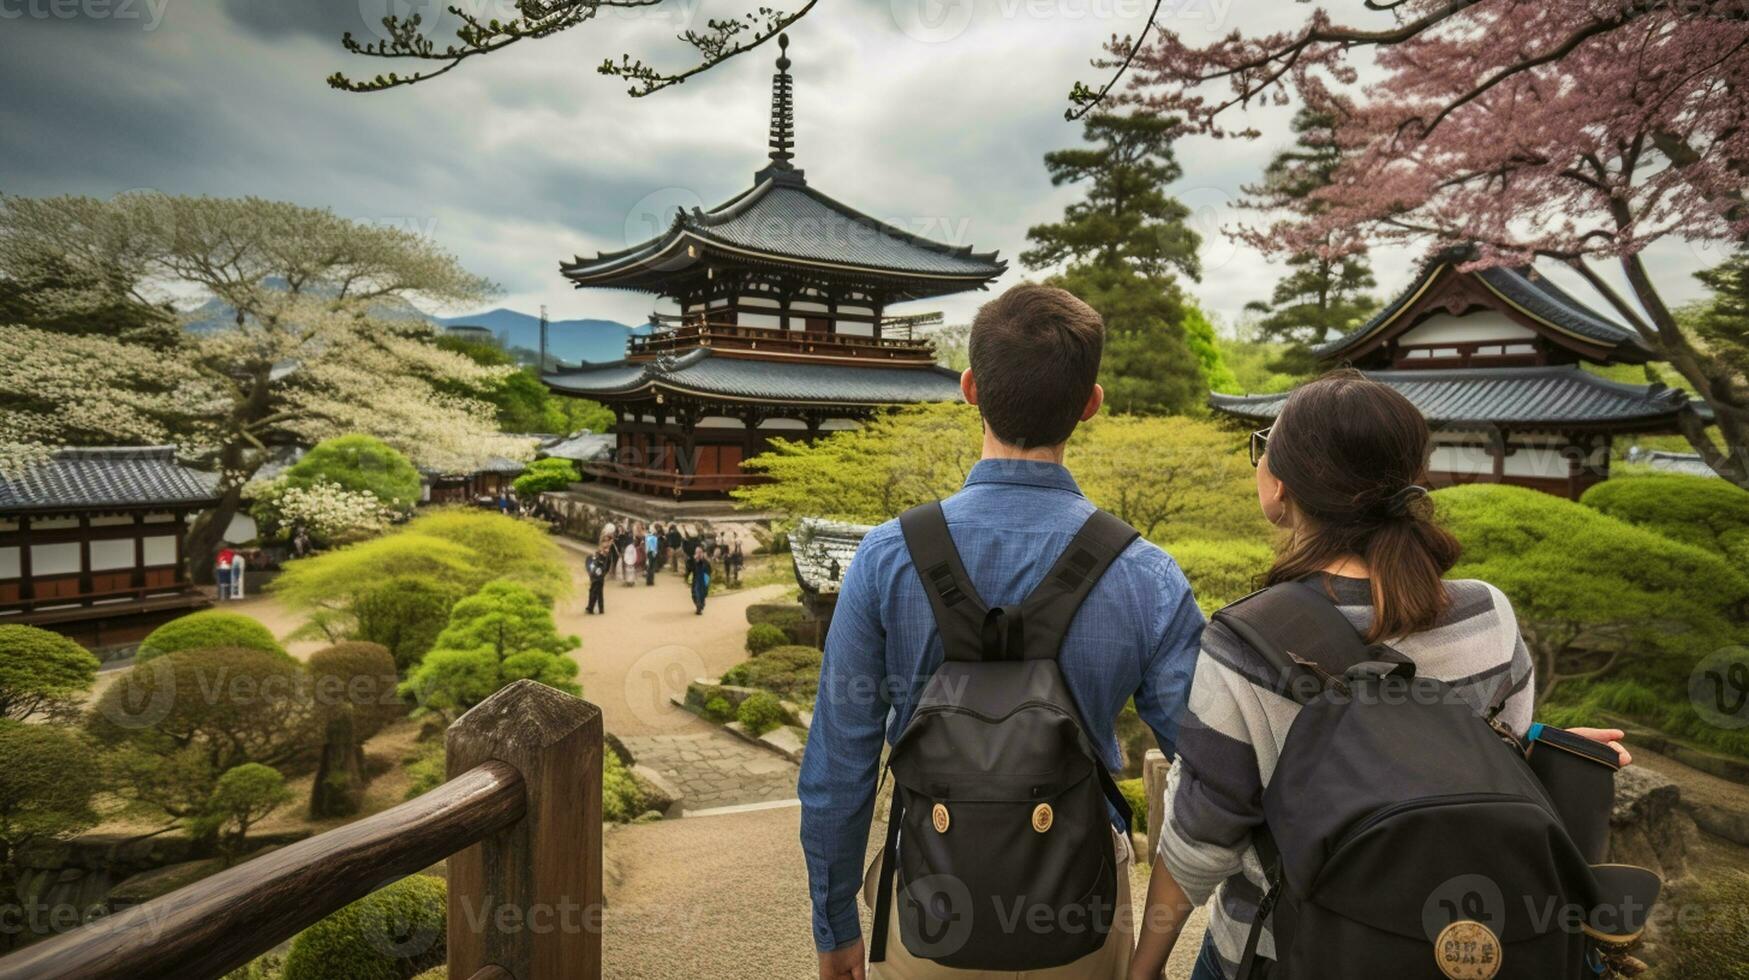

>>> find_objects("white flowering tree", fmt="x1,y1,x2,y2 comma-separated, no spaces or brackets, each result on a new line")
0,192,532,576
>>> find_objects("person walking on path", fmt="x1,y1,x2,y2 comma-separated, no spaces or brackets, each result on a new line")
230,551,247,599
214,547,235,602
621,536,639,587
800,285,1204,980
727,533,745,586
600,520,619,576
585,551,607,615
683,527,701,584
666,524,683,572
690,545,712,615
644,525,660,586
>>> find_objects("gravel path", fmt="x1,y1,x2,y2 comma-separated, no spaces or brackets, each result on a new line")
604,805,1209,979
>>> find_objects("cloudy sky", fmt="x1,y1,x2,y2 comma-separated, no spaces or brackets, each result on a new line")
0,0,1722,342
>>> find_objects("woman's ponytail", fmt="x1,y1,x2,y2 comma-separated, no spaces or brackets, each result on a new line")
1262,370,1462,643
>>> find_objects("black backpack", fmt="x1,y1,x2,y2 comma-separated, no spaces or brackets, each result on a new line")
868,501,1138,970
1214,580,1659,980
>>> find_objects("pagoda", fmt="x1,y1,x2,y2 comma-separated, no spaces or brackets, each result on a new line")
1211,247,1704,499
543,35,1005,499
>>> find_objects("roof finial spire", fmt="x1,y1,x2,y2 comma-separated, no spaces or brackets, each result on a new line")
758,33,803,183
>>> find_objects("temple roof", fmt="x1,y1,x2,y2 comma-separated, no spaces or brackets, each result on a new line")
1209,366,1695,430
1,447,220,514
543,347,964,407
560,35,1005,300
1317,251,1654,363
791,516,873,597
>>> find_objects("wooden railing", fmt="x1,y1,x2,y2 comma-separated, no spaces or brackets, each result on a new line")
1142,749,1169,859
628,321,936,364
0,679,602,980
582,460,768,497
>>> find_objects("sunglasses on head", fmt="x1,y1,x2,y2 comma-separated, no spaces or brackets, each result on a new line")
1248,427,1271,468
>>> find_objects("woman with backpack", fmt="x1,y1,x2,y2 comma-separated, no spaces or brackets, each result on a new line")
1130,370,1629,980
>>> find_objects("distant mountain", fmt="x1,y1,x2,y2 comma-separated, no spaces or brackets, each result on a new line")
437,309,650,365
177,283,647,366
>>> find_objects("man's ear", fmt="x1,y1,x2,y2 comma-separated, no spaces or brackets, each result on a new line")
960,368,979,406
1078,383,1104,421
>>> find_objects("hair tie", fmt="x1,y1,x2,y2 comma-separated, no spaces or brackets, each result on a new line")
1386,484,1429,518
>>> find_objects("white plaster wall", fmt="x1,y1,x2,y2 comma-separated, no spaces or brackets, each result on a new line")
0,547,17,578
30,543,79,575
1399,311,1536,345
90,539,135,571
143,537,176,566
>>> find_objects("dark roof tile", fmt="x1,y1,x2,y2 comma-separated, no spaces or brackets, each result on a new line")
0,447,219,514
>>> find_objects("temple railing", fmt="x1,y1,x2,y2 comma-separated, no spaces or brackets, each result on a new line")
0,680,602,980
628,321,936,363
581,460,768,497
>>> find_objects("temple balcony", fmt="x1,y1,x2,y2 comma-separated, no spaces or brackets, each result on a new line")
627,318,939,366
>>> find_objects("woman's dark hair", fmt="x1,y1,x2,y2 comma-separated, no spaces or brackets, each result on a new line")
1263,369,1461,642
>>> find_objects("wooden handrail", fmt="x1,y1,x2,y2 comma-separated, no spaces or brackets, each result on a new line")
0,761,524,980
0,679,604,980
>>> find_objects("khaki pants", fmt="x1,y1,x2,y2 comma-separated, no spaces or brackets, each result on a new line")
861,829,1134,979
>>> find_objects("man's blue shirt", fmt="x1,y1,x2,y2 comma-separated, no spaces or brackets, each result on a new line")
797,458,1205,953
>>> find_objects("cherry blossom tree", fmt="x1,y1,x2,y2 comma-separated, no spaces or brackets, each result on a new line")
1118,0,1749,486
0,193,531,575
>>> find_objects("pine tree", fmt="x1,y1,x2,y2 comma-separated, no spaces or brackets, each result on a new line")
1243,108,1378,347
1021,112,1226,414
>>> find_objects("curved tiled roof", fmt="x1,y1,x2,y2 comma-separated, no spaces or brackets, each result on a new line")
563,178,1006,287
1,447,220,514
1316,256,1651,361
1209,366,1694,428
543,348,964,407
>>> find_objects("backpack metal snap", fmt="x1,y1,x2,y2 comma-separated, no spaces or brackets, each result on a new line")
931,803,950,833
1031,803,1053,833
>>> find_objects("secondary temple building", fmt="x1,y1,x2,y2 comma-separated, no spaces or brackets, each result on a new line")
1211,248,1702,499
0,447,218,646
542,35,1004,500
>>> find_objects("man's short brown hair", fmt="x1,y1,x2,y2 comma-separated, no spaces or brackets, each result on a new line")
967,284,1104,448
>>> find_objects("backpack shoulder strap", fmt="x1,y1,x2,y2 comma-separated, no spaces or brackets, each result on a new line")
1017,509,1139,660
898,500,990,662
1211,578,1412,705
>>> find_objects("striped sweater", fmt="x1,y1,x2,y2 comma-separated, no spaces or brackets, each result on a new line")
1157,574,1536,979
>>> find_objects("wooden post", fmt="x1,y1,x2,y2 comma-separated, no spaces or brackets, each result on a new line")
446,679,603,980
1142,749,1170,861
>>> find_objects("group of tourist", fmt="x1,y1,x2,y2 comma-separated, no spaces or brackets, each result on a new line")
584,518,746,617
801,284,1635,980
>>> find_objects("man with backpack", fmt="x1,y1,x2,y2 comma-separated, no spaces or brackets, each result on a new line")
800,285,1204,979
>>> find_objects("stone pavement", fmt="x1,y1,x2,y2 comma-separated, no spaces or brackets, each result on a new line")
619,731,799,812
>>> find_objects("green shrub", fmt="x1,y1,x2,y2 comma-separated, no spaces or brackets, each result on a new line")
0,624,100,721
746,603,806,629
737,691,788,737
702,696,733,723
194,763,292,866
353,576,465,673
512,457,577,497
1581,473,1749,564
307,642,401,737
399,581,581,723
1437,484,1748,707
1117,777,1148,837
745,623,787,656
402,738,445,800
282,435,423,512
137,611,284,663
222,952,284,979
602,750,646,823
0,719,103,848
91,647,318,775
282,874,446,980
721,646,823,702
1168,539,1274,615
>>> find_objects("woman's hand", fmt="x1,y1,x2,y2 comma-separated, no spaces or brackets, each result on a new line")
1567,727,1632,767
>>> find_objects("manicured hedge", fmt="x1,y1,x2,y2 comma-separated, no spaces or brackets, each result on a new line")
720,646,822,702
281,874,446,980
137,611,285,663
737,691,788,736
1581,473,1749,563
745,623,787,655
1167,539,1274,615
